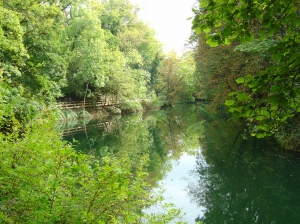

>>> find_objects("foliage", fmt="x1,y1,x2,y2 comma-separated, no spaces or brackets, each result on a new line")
275,116,300,152
0,0,203,222
140,96,164,111
120,100,143,113
62,5,103,97
234,39,276,55
106,106,122,114
0,0,167,129
1,0,68,98
155,51,196,105
0,5,28,78
61,0,163,104
192,0,300,138
1,0,165,108
193,34,268,114
100,0,137,35
0,78,48,136
52,108,94,121
0,115,187,223
143,200,188,224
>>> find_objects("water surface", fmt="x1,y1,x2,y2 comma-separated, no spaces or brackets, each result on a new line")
62,104,300,223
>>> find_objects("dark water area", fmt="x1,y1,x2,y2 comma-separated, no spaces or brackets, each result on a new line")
62,104,300,223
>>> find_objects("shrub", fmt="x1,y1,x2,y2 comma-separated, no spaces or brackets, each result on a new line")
120,101,143,113
0,117,186,223
140,98,164,111
106,106,122,114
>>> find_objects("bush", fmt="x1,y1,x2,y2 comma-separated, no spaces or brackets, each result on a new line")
276,117,300,152
106,106,122,114
0,117,186,223
140,98,164,111
120,101,143,113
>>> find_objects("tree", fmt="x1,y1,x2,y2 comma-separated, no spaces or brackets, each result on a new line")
193,33,269,114
6,0,70,98
61,0,163,105
192,0,300,138
100,0,137,35
155,51,180,104
177,51,196,102
117,21,162,99
63,3,110,103
0,0,64,132
155,51,197,105
0,5,27,79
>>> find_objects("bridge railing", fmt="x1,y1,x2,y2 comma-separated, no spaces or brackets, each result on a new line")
56,98,152,110
56,100,119,110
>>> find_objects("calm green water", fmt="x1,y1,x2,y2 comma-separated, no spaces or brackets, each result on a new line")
62,104,300,223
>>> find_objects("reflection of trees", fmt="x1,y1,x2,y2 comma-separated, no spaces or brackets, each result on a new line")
63,104,205,186
146,105,205,185
187,110,300,224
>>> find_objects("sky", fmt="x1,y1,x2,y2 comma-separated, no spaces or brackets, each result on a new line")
129,0,198,54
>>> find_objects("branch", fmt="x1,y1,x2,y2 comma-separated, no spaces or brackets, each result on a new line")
2,0,14,9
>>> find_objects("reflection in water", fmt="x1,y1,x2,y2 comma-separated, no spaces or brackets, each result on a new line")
63,105,205,187
62,104,300,223
151,153,205,222
188,109,300,224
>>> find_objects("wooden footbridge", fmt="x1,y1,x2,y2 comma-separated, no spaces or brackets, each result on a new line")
56,99,119,110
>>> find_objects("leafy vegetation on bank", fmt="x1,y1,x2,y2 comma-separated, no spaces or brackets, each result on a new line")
1,0,300,221
0,116,188,223
191,0,300,150
0,0,195,222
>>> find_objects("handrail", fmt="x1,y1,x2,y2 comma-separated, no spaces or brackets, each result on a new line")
56,100,120,110
56,98,150,110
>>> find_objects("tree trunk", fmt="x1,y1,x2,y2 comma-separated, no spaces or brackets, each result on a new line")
83,80,90,111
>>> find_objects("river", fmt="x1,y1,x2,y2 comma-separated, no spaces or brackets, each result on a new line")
61,104,300,223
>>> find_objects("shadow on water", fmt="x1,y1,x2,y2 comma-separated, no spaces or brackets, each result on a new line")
188,106,300,224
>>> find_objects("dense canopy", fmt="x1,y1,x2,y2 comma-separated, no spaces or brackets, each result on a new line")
192,0,300,138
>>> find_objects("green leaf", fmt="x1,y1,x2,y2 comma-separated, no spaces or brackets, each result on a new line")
206,38,219,47
203,27,211,33
245,32,254,42
261,110,269,116
258,30,266,41
225,100,235,106
194,26,202,34
256,133,266,138
268,95,279,107
237,92,249,102
270,85,282,93
228,91,237,96
224,38,231,45
236,77,245,84
279,97,288,107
